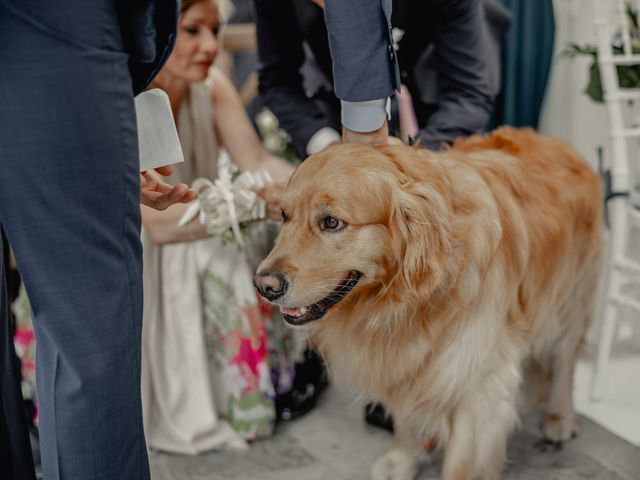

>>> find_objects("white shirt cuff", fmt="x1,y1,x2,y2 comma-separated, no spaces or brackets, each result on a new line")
341,98,390,133
306,127,341,155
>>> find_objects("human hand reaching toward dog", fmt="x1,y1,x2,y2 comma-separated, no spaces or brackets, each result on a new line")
261,155,296,183
140,166,197,211
258,180,288,221
254,155,294,221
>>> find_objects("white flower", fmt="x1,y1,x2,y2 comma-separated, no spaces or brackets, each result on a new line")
264,134,286,153
256,109,278,132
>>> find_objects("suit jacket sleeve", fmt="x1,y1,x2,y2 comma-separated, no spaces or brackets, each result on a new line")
119,0,179,96
324,0,400,102
416,0,495,149
254,0,336,158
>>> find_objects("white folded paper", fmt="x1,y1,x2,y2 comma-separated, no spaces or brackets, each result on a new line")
135,88,184,172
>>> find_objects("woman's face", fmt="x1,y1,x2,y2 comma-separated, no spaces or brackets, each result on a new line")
164,0,220,83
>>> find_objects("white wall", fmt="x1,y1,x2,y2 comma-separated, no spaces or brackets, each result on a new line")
538,0,611,170
540,0,640,351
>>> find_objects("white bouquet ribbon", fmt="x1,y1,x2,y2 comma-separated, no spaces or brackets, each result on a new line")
178,164,273,248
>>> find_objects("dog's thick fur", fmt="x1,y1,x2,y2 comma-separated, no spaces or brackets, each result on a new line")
256,128,603,480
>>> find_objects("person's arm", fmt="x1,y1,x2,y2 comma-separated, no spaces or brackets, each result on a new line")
210,69,294,180
416,0,495,149
141,201,207,245
323,0,400,142
254,0,339,157
211,69,294,219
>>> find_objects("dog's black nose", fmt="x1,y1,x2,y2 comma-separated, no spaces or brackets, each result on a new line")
253,272,288,301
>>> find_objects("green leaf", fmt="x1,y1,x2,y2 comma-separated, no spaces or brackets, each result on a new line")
585,61,604,103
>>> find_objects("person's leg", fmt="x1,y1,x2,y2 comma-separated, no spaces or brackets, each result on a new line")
0,2,148,479
0,226,36,480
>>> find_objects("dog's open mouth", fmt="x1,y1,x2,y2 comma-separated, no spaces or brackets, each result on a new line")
280,271,362,326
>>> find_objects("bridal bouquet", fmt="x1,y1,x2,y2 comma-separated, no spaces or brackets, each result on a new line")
178,162,273,248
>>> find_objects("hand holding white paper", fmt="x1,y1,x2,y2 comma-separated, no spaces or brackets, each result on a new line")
135,88,185,172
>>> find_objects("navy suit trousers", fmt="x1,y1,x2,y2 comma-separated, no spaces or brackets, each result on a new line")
0,1,150,478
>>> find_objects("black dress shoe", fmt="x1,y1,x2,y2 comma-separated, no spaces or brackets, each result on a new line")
276,349,329,422
364,403,394,432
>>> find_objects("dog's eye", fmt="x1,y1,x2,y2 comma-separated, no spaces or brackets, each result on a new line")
281,209,288,223
320,215,346,232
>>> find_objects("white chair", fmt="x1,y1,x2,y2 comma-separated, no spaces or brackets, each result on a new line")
590,0,640,401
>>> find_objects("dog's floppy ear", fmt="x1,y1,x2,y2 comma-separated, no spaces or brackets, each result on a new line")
388,175,452,300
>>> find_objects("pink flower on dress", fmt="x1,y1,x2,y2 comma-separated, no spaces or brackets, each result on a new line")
228,305,269,394
13,327,34,351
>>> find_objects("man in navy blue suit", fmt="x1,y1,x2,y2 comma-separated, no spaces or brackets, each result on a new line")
0,1,195,479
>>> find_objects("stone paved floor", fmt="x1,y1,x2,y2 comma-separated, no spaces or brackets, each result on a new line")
149,383,640,480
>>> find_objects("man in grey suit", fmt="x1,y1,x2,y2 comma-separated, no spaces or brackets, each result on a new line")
324,0,401,145
256,0,510,156
0,1,193,479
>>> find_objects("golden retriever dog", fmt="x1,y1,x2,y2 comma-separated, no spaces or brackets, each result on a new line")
254,127,603,480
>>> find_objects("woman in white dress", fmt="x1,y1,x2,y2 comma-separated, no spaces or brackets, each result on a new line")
140,0,296,454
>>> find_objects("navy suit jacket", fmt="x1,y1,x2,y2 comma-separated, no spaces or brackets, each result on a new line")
0,1,178,479
255,0,511,155
119,0,178,95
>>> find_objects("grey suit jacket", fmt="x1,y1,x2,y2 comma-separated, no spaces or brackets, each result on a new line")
323,0,400,102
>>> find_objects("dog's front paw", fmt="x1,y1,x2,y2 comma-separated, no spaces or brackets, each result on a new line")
371,449,418,480
542,412,580,444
